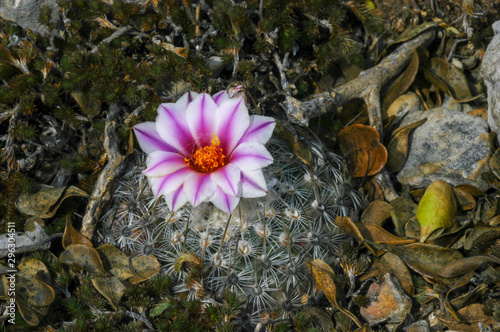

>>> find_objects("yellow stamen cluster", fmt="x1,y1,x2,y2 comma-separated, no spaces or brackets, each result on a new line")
185,134,226,173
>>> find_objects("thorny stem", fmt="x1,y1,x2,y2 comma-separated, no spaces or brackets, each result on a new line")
217,213,233,256
182,215,191,249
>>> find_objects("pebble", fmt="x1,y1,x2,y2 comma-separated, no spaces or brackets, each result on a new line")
360,273,412,325
397,107,491,190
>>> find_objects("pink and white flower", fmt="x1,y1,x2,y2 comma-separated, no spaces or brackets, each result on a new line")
133,91,275,214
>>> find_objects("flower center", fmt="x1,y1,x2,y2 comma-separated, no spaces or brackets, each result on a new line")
185,134,226,173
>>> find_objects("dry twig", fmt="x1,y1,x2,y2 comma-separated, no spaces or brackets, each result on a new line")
80,104,128,239
282,30,436,136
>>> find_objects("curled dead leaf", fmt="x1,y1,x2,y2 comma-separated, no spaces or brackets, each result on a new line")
464,224,500,250
387,243,466,285
274,122,313,166
424,57,482,102
62,217,92,249
382,49,420,111
386,119,427,173
361,252,414,296
97,244,160,284
91,276,126,311
337,124,387,178
361,200,392,227
440,255,500,278
59,244,108,276
453,186,477,211
17,184,88,218
307,259,362,328
15,258,55,326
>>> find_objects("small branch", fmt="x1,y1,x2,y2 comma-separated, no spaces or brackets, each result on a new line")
282,29,436,135
91,26,134,54
80,104,128,239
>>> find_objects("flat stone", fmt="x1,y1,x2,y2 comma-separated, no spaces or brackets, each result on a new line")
441,96,473,113
397,108,491,190
481,20,500,145
407,320,430,332
360,273,412,325
0,0,60,35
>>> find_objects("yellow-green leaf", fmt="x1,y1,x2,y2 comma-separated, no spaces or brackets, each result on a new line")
416,180,457,242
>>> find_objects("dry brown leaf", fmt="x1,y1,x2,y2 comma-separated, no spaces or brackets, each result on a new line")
361,200,392,227
91,276,126,310
440,255,500,278
467,108,488,121
337,124,387,178
382,49,419,111
15,258,55,326
386,119,427,173
490,148,500,180
307,259,362,328
361,252,414,296
17,184,88,218
424,57,482,102
302,306,336,331
62,217,93,249
59,244,108,276
377,22,440,63
437,303,496,331
97,244,160,284
71,90,101,117
453,186,477,211
357,223,416,245
274,122,313,166
387,243,466,285
464,224,500,250
450,284,487,309
335,216,364,243
391,187,418,237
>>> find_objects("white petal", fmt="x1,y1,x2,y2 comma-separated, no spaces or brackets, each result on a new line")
156,102,195,156
163,185,188,211
216,97,250,155
240,169,267,198
186,93,218,148
212,90,229,106
183,172,216,207
238,115,276,146
148,167,193,196
210,164,241,197
133,122,176,154
229,142,274,172
177,91,199,108
210,186,240,214
144,151,187,177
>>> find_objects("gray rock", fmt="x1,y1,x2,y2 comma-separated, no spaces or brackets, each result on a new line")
493,20,500,35
0,0,60,35
397,108,491,190
441,96,473,113
481,20,500,145
406,320,430,332
360,273,412,326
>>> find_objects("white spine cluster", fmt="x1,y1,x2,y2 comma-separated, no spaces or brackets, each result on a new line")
102,133,364,323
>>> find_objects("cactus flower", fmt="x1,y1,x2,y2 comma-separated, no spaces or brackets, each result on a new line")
133,91,275,213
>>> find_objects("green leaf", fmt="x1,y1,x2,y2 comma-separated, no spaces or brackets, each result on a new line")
416,180,457,242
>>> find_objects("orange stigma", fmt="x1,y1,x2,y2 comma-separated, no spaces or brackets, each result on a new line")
185,135,226,173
